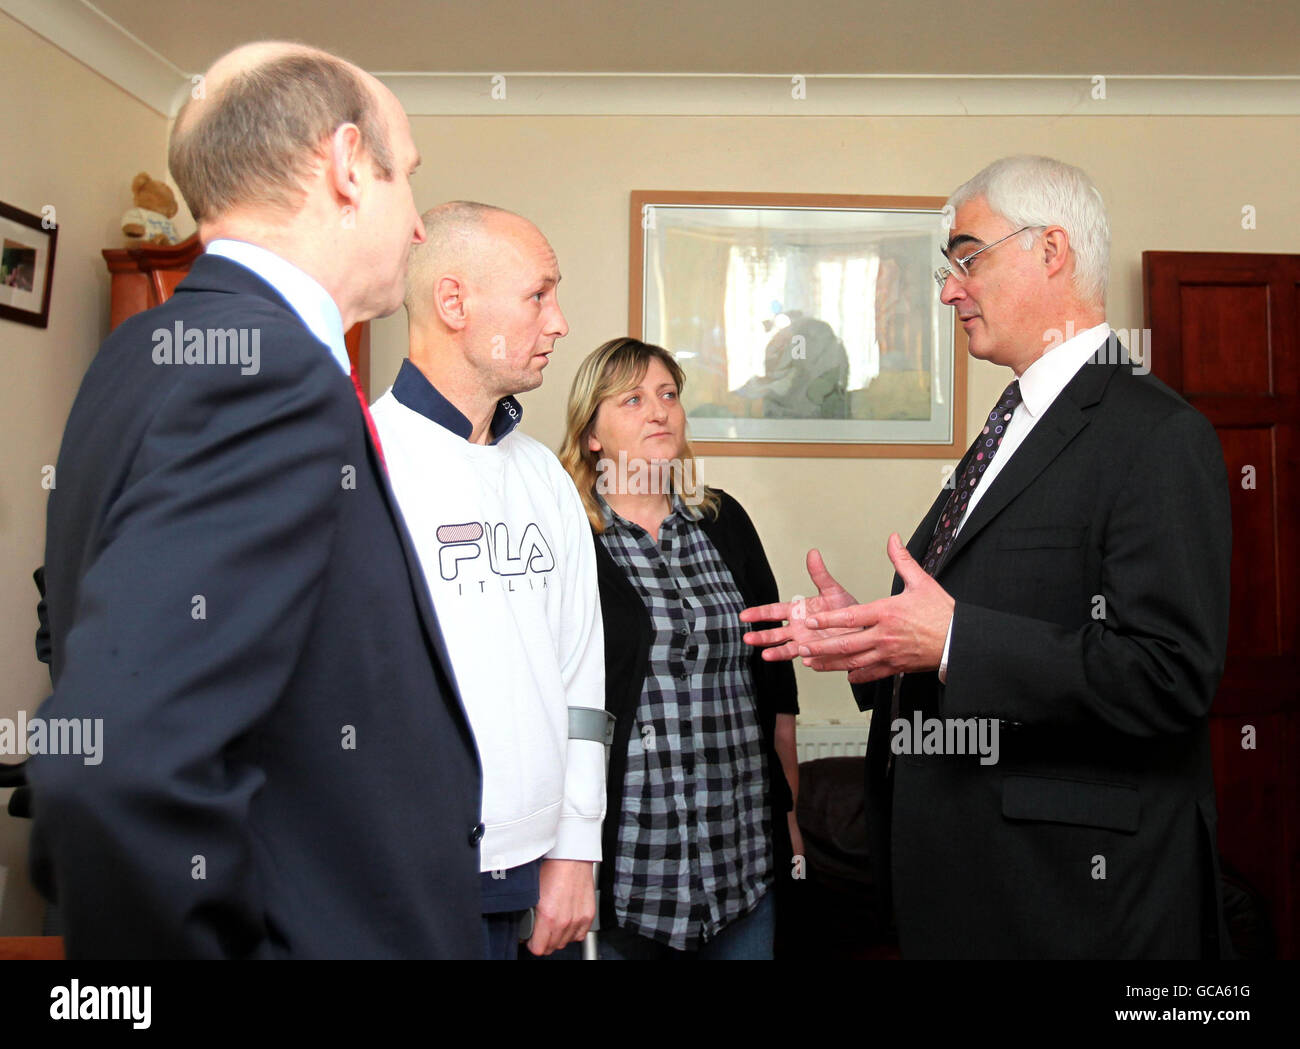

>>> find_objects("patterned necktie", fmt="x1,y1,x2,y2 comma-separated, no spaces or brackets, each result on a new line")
922,379,1022,575
350,364,387,470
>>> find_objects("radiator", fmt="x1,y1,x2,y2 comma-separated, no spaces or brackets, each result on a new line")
795,722,871,763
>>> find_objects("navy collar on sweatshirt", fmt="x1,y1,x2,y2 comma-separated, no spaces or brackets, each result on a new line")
391,359,523,445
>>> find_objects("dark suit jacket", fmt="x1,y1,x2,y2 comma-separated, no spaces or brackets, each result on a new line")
855,350,1232,959
30,254,483,958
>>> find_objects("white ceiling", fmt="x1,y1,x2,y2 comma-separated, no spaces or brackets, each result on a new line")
76,0,1300,76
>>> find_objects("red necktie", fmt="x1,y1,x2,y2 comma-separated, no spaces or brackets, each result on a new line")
349,364,386,470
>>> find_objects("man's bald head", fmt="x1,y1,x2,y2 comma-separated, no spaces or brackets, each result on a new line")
169,41,395,223
404,202,537,321
404,202,568,406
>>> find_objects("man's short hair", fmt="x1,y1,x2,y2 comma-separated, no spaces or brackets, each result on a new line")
403,201,519,316
169,49,394,223
947,156,1110,307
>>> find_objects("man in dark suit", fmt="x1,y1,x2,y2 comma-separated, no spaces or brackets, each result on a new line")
29,42,483,958
743,156,1231,958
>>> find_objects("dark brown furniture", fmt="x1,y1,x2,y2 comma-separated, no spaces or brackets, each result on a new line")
102,233,373,396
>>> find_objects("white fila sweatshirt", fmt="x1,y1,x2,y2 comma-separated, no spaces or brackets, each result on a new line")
371,376,606,872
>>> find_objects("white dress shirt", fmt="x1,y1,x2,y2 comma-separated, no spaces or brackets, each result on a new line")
938,322,1112,680
205,239,351,376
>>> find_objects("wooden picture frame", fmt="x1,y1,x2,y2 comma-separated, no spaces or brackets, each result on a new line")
630,191,966,459
0,200,58,329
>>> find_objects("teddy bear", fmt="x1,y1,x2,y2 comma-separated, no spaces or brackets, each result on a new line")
121,172,180,245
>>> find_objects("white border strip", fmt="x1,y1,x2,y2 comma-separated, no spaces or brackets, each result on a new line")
5,2,1298,118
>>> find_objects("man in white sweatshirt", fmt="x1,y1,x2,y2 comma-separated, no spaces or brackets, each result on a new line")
370,202,606,958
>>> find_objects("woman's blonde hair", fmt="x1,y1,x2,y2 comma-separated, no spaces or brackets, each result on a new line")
559,338,719,533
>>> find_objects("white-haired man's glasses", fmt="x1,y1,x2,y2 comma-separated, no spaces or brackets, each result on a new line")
934,226,1044,289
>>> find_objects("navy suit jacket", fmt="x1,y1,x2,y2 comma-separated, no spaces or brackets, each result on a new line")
855,351,1232,958
30,254,483,958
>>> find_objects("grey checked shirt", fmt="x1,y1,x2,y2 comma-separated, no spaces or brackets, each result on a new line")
599,496,771,950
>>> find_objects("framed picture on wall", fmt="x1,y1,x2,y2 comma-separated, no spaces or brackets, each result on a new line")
630,191,965,458
0,200,58,329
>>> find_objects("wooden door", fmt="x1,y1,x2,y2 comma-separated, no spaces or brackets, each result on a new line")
1144,250,1300,959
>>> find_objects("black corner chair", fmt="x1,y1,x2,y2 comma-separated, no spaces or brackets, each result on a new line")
0,760,31,819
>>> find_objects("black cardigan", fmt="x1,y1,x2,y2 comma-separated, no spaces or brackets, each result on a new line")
592,488,799,931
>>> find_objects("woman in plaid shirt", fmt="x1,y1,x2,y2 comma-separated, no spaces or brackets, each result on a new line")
559,338,801,959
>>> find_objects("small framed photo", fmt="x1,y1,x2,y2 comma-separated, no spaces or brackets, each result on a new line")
0,200,58,329
631,191,966,458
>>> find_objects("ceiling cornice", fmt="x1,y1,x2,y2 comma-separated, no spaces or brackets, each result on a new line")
3,0,187,116
380,72,1300,117
6,1,1298,118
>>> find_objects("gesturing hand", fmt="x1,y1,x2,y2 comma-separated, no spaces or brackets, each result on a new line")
741,549,861,661
797,533,955,684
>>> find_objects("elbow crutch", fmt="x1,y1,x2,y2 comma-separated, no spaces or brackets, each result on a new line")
568,706,616,961
518,706,615,958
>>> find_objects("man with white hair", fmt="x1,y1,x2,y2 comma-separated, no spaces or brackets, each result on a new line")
30,43,482,958
370,202,606,959
744,156,1232,958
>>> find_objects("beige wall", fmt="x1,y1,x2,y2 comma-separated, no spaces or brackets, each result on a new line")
372,113,1299,725
0,13,172,932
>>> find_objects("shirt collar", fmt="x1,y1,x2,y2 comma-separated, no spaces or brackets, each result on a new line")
598,491,692,534
390,359,523,444
204,239,350,376
1018,322,1112,419
598,496,618,531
